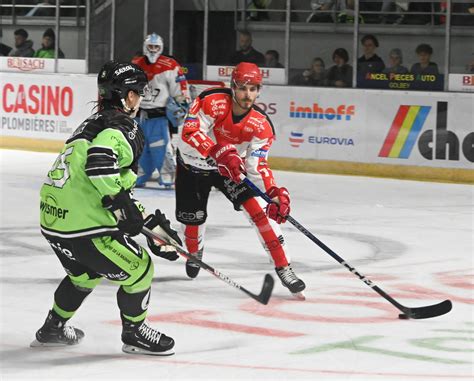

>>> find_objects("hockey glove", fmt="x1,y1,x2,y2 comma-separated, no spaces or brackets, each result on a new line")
143,210,182,261
102,189,144,236
208,143,245,184
265,186,290,224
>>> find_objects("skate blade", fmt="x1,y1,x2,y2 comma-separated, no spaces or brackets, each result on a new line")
292,291,306,301
30,339,77,347
122,344,175,356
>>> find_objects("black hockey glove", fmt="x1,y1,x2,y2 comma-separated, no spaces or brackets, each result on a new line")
102,189,144,237
143,210,182,261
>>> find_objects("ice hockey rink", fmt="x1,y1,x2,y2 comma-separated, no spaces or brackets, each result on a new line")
0,148,472,381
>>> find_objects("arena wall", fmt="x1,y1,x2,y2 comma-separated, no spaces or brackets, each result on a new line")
1,71,472,184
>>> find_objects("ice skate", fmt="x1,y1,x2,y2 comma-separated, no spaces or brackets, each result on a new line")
121,320,175,356
30,311,84,347
275,265,306,300
185,248,203,279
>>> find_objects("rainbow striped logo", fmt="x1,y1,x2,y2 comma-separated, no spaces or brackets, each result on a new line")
289,131,304,148
379,105,431,158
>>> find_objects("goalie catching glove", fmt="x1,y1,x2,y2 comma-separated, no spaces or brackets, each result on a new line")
143,210,182,261
265,186,290,224
102,189,144,236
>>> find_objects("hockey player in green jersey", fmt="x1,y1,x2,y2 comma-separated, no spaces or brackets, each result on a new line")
31,61,182,356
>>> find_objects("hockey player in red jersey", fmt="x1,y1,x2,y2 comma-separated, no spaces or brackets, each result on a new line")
175,62,306,297
132,33,189,188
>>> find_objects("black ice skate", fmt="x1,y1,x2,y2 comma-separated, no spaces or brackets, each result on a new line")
30,310,84,347
121,320,175,356
275,265,306,300
185,248,203,279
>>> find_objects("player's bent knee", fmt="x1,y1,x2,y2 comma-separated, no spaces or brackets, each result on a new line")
123,258,154,294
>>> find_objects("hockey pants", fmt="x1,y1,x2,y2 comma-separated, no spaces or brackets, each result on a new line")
43,233,155,324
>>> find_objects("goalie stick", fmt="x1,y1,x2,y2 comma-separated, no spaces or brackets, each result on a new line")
142,226,274,305
241,175,452,319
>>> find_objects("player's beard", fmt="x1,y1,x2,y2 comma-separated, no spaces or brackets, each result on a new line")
238,97,253,110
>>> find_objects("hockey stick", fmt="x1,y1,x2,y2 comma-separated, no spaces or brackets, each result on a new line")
142,226,274,305
241,176,452,319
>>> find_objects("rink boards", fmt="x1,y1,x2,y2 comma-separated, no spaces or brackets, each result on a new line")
1,72,473,183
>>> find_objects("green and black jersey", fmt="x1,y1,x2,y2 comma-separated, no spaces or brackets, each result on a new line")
40,109,145,238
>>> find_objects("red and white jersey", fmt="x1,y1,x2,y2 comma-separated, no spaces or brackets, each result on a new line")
132,55,189,109
178,87,277,191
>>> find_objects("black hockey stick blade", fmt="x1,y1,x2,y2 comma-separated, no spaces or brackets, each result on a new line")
401,299,452,320
256,274,274,305
143,227,274,305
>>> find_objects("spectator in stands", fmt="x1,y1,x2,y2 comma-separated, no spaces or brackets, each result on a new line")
383,48,409,74
357,34,385,76
290,57,327,86
230,30,265,66
34,28,65,59
8,28,35,57
410,43,438,75
264,50,284,68
327,48,353,87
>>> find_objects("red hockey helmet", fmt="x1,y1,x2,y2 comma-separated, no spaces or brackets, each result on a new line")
231,62,263,87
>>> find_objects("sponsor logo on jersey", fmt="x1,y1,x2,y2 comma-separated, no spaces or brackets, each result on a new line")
41,194,69,227
289,102,355,121
289,131,355,148
215,124,239,142
251,148,268,158
379,102,473,162
128,120,139,140
210,99,227,116
247,117,266,133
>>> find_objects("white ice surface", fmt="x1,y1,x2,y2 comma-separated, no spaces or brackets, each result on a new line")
0,149,472,381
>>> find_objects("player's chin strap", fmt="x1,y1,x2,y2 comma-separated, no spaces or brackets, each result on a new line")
121,97,143,116
240,174,452,320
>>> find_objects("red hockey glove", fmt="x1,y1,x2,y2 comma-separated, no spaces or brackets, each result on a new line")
265,186,290,224
208,143,245,183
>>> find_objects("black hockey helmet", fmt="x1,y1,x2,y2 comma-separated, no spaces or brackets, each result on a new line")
97,61,148,101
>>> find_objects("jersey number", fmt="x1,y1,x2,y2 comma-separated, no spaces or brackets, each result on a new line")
45,147,74,188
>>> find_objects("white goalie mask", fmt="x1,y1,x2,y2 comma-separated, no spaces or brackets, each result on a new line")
143,33,163,64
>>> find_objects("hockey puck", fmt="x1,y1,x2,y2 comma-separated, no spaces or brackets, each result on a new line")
398,314,409,319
